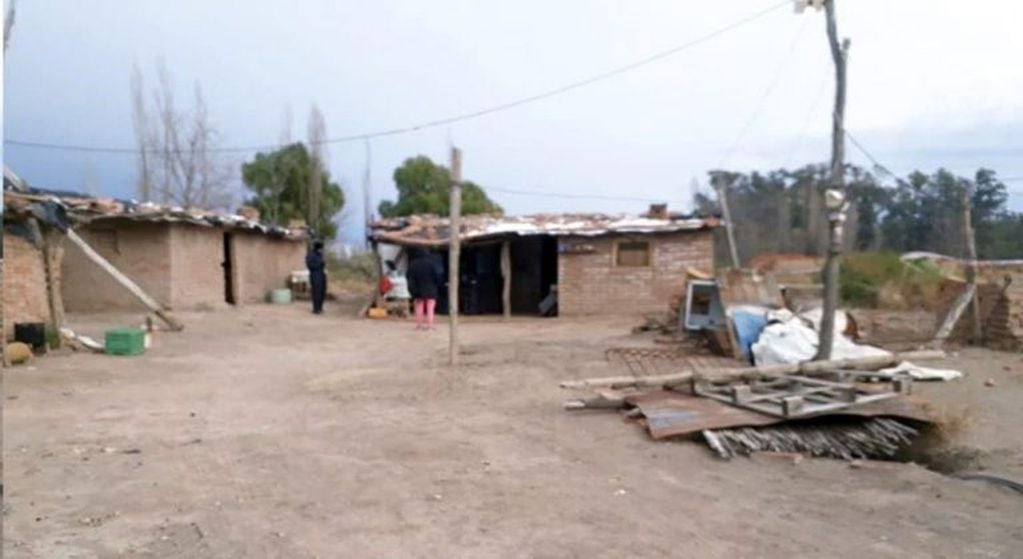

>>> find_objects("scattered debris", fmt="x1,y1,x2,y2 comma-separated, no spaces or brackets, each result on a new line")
60,328,104,353
752,451,804,465
560,349,946,390
691,373,910,419
703,418,918,460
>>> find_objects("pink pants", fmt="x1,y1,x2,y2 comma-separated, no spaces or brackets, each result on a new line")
414,298,436,329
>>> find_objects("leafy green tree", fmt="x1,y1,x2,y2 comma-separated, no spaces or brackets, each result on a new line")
378,155,502,218
241,142,345,239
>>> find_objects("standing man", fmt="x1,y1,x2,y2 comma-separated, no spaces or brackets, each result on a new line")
306,240,327,314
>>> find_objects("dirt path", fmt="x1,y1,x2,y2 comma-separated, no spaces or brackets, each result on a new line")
4,304,1022,558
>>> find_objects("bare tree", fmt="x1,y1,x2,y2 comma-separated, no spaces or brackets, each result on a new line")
130,60,233,209
4,0,15,54
130,64,156,202
307,104,327,232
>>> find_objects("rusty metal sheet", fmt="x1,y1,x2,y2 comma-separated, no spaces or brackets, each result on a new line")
626,390,932,440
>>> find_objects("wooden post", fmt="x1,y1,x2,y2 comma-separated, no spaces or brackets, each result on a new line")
42,231,63,349
448,147,463,366
66,229,184,331
961,185,983,344
712,174,741,269
501,240,511,319
814,0,849,361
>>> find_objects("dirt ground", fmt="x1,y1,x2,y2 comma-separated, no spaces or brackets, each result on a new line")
4,301,1022,558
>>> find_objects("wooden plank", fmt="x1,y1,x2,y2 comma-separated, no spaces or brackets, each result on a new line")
932,283,976,345
559,349,946,390
66,229,184,331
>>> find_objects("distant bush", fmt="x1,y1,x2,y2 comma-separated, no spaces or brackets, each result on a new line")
840,251,944,309
326,251,377,284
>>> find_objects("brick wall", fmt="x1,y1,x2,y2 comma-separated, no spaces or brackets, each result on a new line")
939,268,1023,350
63,221,174,312
3,227,61,338
231,233,305,303
557,230,714,316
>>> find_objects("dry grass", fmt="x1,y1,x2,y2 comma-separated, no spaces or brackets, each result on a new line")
922,401,976,441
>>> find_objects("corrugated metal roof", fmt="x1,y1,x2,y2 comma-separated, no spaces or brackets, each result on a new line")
4,188,304,240
370,213,721,246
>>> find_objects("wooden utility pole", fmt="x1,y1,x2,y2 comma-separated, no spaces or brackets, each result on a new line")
813,0,850,361
712,173,741,269
362,139,373,248
448,147,463,366
960,185,983,344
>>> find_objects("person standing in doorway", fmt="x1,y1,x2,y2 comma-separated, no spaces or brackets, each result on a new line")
307,240,327,314
406,247,441,330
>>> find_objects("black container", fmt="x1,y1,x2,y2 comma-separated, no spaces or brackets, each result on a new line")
15,322,47,350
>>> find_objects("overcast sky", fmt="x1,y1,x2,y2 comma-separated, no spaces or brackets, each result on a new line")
4,0,1022,244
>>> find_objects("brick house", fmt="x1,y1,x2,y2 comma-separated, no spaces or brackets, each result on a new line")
3,182,306,338
370,209,719,316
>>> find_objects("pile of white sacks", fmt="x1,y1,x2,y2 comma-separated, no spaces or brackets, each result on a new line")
751,308,963,381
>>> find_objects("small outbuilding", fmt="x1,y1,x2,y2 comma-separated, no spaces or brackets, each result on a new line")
3,175,306,339
370,207,720,317
62,212,305,312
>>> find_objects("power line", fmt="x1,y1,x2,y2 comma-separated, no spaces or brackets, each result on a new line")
847,132,1023,197
4,0,791,156
845,129,902,180
782,74,830,168
719,14,809,168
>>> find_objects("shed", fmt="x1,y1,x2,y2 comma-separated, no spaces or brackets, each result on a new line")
3,176,306,339
370,208,720,316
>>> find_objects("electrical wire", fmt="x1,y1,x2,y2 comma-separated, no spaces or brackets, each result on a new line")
845,129,903,180
782,74,830,169
718,14,810,169
4,0,791,156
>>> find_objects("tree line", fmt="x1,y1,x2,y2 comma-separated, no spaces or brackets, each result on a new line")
128,65,1017,256
693,164,1023,263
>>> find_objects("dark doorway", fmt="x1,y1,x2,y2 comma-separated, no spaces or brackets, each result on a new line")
222,232,236,304
436,244,503,315
510,237,558,315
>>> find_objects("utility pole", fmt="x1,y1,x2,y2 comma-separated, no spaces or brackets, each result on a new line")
805,0,850,361
960,184,983,344
712,173,742,269
362,139,373,248
448,147,463,366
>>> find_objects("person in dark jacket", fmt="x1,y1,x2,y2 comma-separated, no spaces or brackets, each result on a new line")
306,240,327,314
406,248,442,330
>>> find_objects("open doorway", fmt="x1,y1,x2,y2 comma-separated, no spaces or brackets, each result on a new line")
222,232,236,304
510,237,558,316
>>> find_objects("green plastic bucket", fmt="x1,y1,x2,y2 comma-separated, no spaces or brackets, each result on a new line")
269,288,292,304
105,327,145,356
